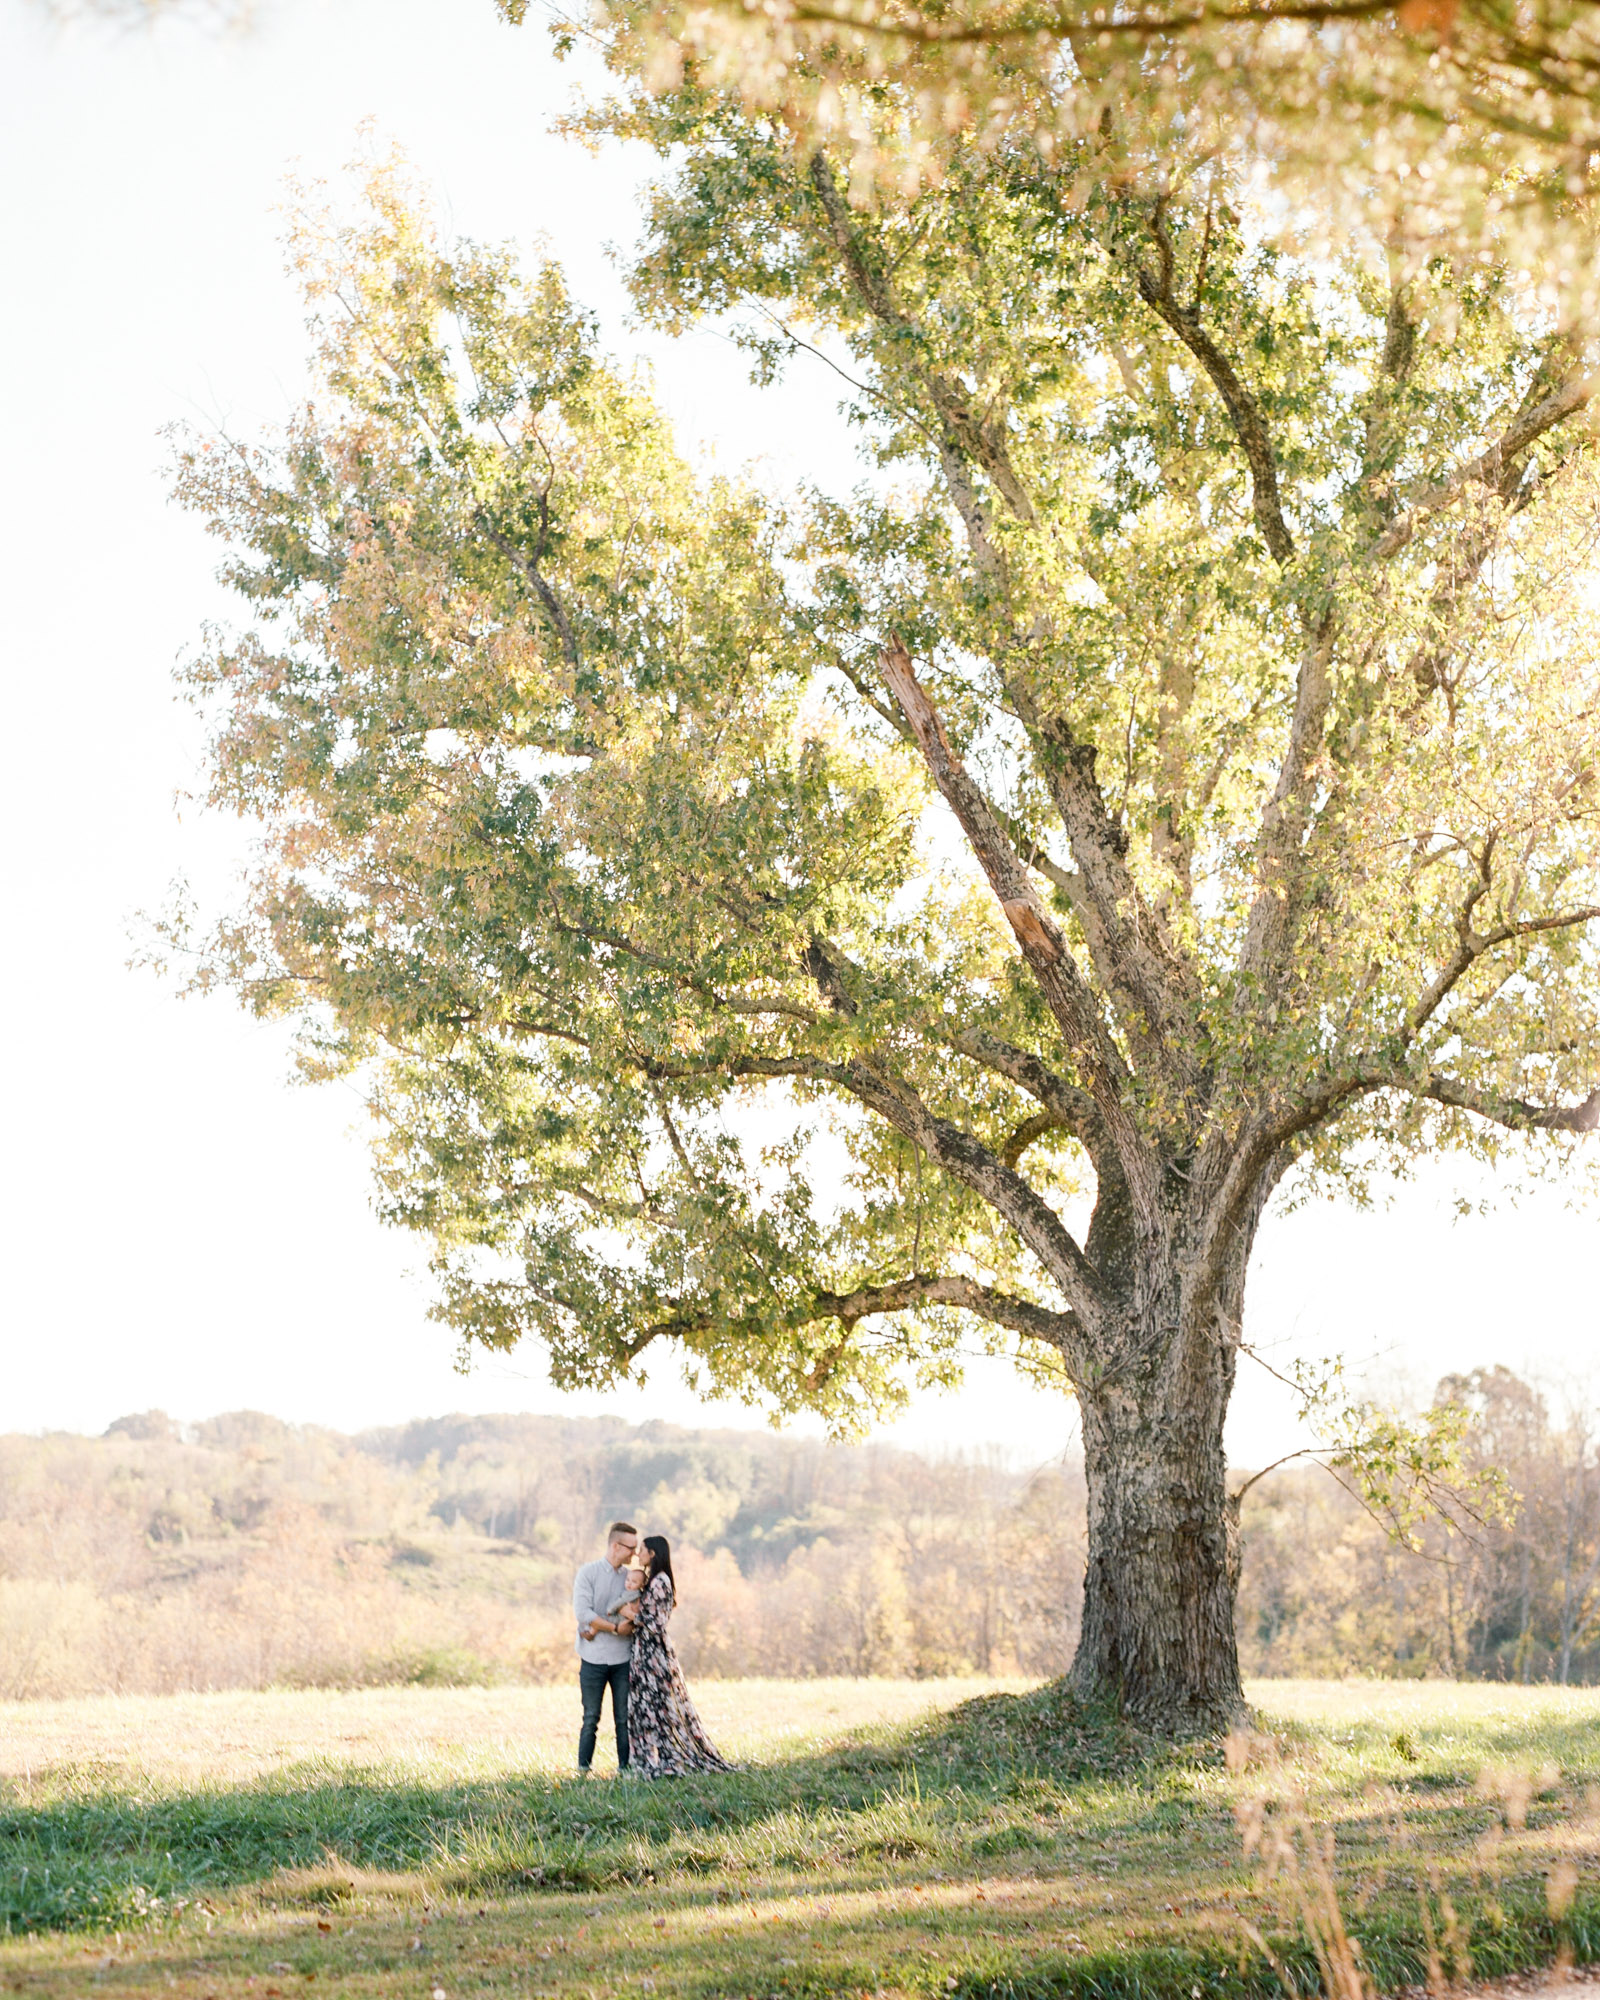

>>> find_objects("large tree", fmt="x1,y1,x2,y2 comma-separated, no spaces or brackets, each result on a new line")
170,142,1600,1732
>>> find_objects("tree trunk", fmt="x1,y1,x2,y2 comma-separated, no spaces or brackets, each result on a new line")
1068,1228,1247,1735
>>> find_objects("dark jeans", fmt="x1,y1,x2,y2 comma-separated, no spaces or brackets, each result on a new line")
578,1659,630,1770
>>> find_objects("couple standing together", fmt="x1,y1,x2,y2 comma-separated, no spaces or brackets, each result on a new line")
572,1521,732,1778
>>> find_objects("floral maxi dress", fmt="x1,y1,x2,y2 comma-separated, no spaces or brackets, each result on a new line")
627,1573,733,1778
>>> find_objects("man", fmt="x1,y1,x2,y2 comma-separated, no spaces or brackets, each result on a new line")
572,1519,639,1775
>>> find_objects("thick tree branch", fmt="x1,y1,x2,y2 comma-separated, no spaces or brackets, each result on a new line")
833,644,1113,939
832,649,1094,910
944,1024,1102,1147
831,1055,1107,1337
529,899,1107,1319
802,934,861,1016
568,1181,665,1225
1238,614,1337,982
1026,702,1202,1077
1371,370,1597,562
497,1003,822,1090
509,980,1110,1331
549,900,829,1030
783,0,1399,47
810,1271,1080,1351
538,1269,1078,1377
848,666,1208,1048
1132,207,1295,567
832,648,920,742
999,1109,1062,1170
1406,834,1500,1034
1193,999,1600,1325
507,1008,1107,1333
877,640,1132,1102
1410,1074,1600,1133
1397,884,1600,1043
989,805,1079,902
839,625,1194,1078
808,153,1038,524
479,512,583,673
524,1282,692,1361
501,1014,592,1048
713,1041,1109,1332
919,416,1197,1057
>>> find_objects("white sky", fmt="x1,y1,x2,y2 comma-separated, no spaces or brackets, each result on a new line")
1,0,1595,1470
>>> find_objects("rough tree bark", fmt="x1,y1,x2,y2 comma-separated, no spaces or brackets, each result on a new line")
1070,1232,1250,1733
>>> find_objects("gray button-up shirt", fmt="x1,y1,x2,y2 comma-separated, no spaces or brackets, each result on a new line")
573,1556,637,1665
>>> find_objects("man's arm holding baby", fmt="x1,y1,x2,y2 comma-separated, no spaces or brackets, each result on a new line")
597,1570,645,1640
574,1563,606,1643
574,1563,642,1641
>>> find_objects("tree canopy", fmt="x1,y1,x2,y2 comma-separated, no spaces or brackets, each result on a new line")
546,0,1600,319
169,129,1600,1723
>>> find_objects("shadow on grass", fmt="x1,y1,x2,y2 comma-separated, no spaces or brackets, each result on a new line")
0,1683,1172,1934
5,1678,1600,2000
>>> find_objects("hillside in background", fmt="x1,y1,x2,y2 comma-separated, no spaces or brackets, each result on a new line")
1,1365,1596,1698
0,1412,1078,1699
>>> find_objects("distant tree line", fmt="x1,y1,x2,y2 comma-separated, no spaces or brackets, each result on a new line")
0,1410,1078,1697
1240,1366,1600,1685
0,1374,1593,1699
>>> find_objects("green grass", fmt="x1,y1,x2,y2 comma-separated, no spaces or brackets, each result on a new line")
1,1678,1598,1997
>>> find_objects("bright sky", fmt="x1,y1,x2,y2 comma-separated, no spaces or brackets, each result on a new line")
1,0,1596,1470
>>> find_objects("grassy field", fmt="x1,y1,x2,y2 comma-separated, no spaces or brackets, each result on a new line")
2,1677,1599,1999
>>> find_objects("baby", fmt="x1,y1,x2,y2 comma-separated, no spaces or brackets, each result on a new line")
582,1562,646,1641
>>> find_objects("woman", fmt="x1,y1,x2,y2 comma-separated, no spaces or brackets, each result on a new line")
624,1534,733,1778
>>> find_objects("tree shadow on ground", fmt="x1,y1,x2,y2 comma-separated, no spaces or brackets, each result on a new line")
6,1679,1600,1960
0,1683,1173,1933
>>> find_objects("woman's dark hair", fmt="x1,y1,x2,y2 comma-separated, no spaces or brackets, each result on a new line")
642,1534,675,1602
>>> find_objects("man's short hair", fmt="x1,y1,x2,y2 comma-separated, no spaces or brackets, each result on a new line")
607,1520,637,1541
